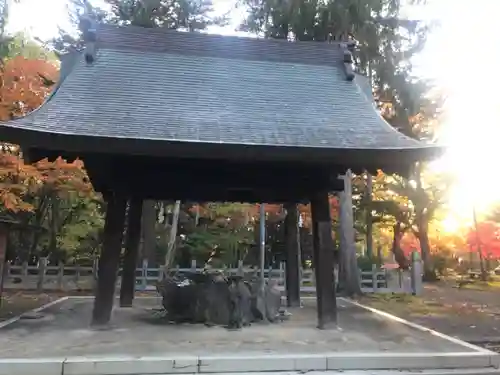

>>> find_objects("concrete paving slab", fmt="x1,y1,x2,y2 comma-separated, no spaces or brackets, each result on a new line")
342,298,493,354
0,358,64,375
0,297,498,375
0,297,475,358
63,355,199,375
325,352,495,370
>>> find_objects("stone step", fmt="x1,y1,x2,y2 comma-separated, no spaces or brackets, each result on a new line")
0,351,498,375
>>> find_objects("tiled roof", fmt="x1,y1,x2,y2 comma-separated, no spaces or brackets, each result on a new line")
2,24,440,156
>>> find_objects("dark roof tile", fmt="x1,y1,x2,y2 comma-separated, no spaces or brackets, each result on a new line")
3,24,439,156
96,24,344,66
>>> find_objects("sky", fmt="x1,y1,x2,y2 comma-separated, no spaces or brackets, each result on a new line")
6,0,500,227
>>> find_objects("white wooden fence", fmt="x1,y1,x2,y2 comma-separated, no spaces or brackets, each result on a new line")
2,257,422,295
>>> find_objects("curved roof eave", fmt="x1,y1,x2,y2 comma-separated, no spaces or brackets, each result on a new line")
1,123,445,169
0,51,82,140
0,26,445,172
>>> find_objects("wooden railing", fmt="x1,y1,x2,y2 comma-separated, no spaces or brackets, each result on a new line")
2,258,421,295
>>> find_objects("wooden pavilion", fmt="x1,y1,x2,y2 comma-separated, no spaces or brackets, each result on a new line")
0,23,442,329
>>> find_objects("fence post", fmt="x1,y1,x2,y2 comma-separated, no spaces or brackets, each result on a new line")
299,265,303,290
280,261,286,288
237,260,244,277
411,251,423,295
191,259,197,272
92,258,98,280
37,257,47,293
74,263,81,287
57,262,65,290
372,263,378,293
141,258,148,290
158,263,164,282
21,261,28,283
3,262,9,280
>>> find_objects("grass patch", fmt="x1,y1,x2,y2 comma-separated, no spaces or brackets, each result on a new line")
459,280,500,291
0,292,55,321
358,293,449,317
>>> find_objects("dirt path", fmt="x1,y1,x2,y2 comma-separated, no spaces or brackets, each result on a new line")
358,281,500,343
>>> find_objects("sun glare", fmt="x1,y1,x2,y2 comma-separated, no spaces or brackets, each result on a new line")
440,216,462,234
420,0,500,224
7,0,71,40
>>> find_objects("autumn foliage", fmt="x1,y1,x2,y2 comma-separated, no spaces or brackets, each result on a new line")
0,56,58,120
0,154,93,212
381,219,500,261
0,52,94,212
466,221,500,258
249,199,339,228
0,149,38,211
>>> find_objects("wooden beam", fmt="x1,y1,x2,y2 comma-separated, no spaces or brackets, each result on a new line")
114,189,313,204
120,197,143,307
87,157,340,202
310,190,337,329
91,193,127,327
284,203,301,307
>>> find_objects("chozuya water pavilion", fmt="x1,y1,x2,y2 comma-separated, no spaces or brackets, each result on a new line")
0,22,442,329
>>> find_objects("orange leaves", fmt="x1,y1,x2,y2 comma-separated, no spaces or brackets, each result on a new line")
33,157,93,197
0,151,93,213
0,190,33,212
0,56,59,121
0,150,39,212
467,221,500,257
0,47,92,212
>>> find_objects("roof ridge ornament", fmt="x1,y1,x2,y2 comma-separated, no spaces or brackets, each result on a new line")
340,40,357,81
79,13,98,65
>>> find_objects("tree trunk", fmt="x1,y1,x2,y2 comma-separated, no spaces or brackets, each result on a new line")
28,195,51,259
413,162,435,281
472,206,487,281
417,217,435,281
48,197,59,258
164,200,181,269
365,171,373,259
194,204,200,226
391,222,409,269
91,193,127,326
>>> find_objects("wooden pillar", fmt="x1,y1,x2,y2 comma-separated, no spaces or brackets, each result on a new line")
284,203,300,307
0,225,7,308
310,190,337,329
120,197,143,307
92,193,127,327
339,171,362,295
142,200,157,266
